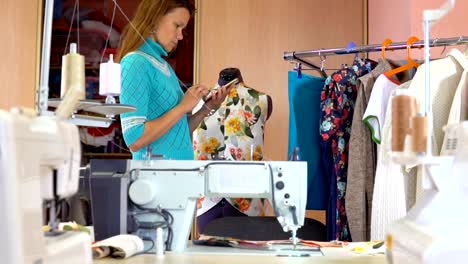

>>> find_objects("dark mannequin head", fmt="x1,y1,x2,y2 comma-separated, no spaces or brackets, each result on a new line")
218,67,244,86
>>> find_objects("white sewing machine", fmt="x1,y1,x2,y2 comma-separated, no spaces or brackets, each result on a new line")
0,108,92,264
125,159,308,252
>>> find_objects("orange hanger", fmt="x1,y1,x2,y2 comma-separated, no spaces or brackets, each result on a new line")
381,38,393,59
384,36,420,78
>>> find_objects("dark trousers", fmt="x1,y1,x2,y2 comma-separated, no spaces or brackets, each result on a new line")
197,198,246,234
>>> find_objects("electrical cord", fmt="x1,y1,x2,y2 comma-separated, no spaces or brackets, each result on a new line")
131,214,169,229
133,237,155,256
159,208,174,250
161,208,174,223
128,200,174,250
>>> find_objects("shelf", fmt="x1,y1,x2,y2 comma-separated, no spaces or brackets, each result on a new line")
48,98,136,117
86,104,136,116
69,114,114,128
49,99,102,109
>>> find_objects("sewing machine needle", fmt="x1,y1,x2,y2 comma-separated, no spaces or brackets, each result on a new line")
292,229,297,250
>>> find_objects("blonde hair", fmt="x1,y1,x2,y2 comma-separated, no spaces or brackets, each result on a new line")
116,0,195,62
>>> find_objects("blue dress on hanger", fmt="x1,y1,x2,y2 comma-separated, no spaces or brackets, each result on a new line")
288,71,327,210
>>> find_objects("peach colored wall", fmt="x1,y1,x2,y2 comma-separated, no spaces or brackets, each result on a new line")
198,0,365,161
368,0,411,46
410,0,468,39
0,0,41,110
369,0,468,60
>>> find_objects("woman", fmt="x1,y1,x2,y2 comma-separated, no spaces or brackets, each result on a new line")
117,0,230,160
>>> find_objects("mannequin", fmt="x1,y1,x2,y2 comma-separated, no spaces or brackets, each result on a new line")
193,67,273,233
217,68,273,120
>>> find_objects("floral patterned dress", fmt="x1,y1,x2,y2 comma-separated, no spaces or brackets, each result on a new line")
193,82,273,217
320,57,376,241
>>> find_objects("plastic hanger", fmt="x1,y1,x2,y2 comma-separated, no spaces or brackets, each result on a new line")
384,36,420,78
346,41,358,58
336,42,357,69
294,62,303,78
381,38,393,60
319,50,326,72
292,54,327,78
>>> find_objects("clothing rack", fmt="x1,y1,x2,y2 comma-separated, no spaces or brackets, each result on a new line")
284,36,468,59
290,55,328,78
284,36,468,76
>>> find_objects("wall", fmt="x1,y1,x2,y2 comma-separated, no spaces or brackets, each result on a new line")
0,0,41,110
197,0,366,160
410,0,468,40
369,0,468,60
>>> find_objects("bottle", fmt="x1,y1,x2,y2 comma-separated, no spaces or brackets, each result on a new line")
289,147,301,161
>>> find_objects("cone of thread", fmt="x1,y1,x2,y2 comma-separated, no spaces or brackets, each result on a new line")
60,51,85,99
99,54,121,96
56,43,85,118
392,95,416,152
411,115,427,153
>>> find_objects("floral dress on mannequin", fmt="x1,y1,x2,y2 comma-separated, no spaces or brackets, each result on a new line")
193,81,273,217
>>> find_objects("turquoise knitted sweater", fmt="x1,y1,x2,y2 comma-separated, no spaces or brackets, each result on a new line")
119,38,193,160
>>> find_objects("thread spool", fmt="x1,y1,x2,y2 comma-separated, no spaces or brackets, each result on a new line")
392,94,417,152
156,227,164,257
60,43,85,99
56,43,85,118
99,54,121,100
411,114,428,153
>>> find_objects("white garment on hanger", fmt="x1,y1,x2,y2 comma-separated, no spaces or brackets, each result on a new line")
409,49,468,201
363,74,400,144
440,70,468,155
370,82,411,241
410,49,468,155
371,49,468,241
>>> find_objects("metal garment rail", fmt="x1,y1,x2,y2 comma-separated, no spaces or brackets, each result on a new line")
284,36,468,60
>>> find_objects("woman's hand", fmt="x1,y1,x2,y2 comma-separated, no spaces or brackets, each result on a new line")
204,83,234,111
180,84,209,113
